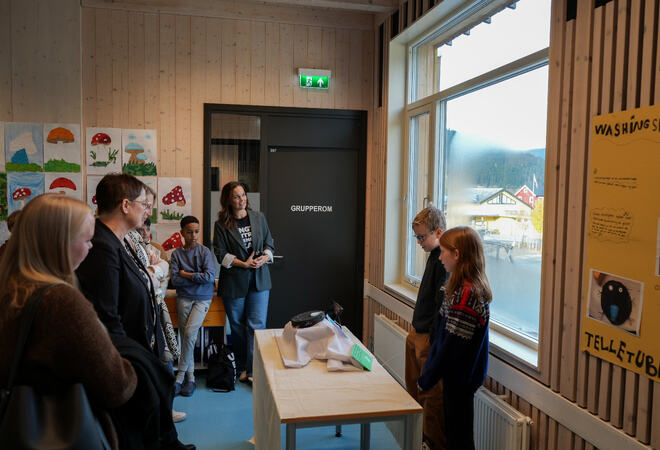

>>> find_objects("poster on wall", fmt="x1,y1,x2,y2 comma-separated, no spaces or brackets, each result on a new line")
157,177,191,223
152,223,184,260
4,123,44,172
7,172,44,214
86,175,104,214
0,122,5,172
86,127,122,175
580,104,660,382
43,124,81,173
122,129,157,176
137,176,158,224
45,173,83,201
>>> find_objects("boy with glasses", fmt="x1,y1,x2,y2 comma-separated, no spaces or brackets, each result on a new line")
407,206,448,450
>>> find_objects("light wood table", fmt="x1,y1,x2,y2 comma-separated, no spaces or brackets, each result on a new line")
253,329,422,450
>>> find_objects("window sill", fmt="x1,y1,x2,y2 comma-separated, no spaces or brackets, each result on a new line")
489,326,538,369
383,282,418,308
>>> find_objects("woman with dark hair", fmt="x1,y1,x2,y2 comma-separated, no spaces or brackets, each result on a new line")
0,194,137,449
76,173,194,450
213,181,274,383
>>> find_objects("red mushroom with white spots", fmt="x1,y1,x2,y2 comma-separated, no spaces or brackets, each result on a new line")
162,185,186,207
49,177,77,195
12,187,32,209
90,132,111,146
162,232,183,251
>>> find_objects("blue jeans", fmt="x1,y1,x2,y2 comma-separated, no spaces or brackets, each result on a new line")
224,276,269,375
176,298,212,382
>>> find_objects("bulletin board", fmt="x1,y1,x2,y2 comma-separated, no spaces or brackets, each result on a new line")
580,104,660,381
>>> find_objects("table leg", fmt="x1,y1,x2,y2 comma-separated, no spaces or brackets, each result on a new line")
403,413,422,450
335,425,342,437
286,424,296,450
360,422,370,450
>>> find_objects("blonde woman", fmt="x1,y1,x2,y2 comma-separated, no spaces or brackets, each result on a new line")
0,194,137,450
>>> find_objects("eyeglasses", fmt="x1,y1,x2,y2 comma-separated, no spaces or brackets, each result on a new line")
413,231,434,241
132,199,152,210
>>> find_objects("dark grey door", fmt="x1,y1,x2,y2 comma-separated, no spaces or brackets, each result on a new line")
262,112,365,335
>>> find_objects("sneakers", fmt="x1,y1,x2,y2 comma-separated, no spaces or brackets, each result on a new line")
247,375,253,385
172,410,187,423
238,371,248,383
174,381,182,397
180,380,196,397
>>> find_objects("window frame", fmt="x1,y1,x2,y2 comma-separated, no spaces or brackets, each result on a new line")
401,6,550,366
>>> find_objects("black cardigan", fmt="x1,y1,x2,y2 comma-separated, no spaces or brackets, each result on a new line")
213,209,275,299
77,219,164,358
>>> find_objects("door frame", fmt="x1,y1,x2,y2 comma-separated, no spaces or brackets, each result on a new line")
203,104,367,331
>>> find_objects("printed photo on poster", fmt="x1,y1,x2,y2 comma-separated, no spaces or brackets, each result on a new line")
43,124,81,173
86,175,104,214
158,177,191,223
587,269,644,336
137,176,158,223
86,127,122,174
122,129,157,176
45,173,83,201
4,123,44,172
7,172,44,214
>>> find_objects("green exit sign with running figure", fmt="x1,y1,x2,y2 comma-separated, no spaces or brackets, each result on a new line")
298,68,331,90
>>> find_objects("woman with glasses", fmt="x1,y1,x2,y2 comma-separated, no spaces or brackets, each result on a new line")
76,173,194,450
213,181,274,384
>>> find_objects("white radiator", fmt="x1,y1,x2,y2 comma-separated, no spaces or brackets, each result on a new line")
373,314,407,385
474,387,532,450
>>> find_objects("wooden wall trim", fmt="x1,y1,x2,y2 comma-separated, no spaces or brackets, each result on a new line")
489,356,651,450
81,0,375,30
364,281,413,323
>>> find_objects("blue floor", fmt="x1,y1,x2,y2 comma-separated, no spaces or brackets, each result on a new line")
174,373,401,449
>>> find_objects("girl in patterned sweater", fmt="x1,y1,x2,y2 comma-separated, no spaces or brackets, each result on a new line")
418,226,492,450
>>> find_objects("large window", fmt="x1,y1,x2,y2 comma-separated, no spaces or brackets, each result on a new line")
404,0,550,347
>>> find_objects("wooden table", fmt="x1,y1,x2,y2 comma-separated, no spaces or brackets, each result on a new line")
253,329,422,450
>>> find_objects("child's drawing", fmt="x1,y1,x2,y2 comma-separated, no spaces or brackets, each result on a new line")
122,129,157,176
158,177,191,223
7,172,44,213
152,223,184,260
45,173,83,201
0,172,7,221
44,123,81,173
86,175,104,213
86,127,122,175
5,123,44,172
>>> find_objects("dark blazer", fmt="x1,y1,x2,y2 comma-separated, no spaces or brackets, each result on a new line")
213,209,275,299
76,219,164,358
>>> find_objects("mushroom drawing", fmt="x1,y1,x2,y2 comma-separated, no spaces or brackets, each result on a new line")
90,132,111,146
162,232,183,251
162,185,186,207
47,127,75,144
49,177,77,195
92,195,97,205
12,187,32,209
125,143,145,164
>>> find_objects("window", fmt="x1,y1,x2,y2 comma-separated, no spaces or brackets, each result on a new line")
403,0,550,348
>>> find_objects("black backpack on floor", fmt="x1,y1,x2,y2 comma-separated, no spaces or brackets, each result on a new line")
205,343,236,392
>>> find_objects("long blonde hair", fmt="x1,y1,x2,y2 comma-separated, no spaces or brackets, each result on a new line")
440,226,492,303
0,194,92,306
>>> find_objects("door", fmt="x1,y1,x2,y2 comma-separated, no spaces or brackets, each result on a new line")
262,112,365,336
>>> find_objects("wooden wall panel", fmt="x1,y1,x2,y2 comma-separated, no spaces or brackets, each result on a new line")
175,15,191,177
0,0,11,121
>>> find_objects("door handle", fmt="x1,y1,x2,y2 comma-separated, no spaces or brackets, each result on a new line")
273,255,284,260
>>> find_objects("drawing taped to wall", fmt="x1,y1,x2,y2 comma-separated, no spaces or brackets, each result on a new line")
587,269,644,336
86,127,122,174
137,176,158,224
4,123,44,172
7,172,44,214
86,175,104,214
122,129,157,176
44,124,81,173
152,223,184,259
45,173,83,201
158,177,191,223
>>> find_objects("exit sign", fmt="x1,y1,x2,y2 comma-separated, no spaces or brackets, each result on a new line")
299,75,329,89
298,68,331,90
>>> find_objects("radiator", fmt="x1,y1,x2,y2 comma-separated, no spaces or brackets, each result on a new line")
373,314,407,385
474,387,532,450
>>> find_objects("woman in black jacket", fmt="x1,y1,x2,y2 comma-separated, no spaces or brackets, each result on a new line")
213,181,274,383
